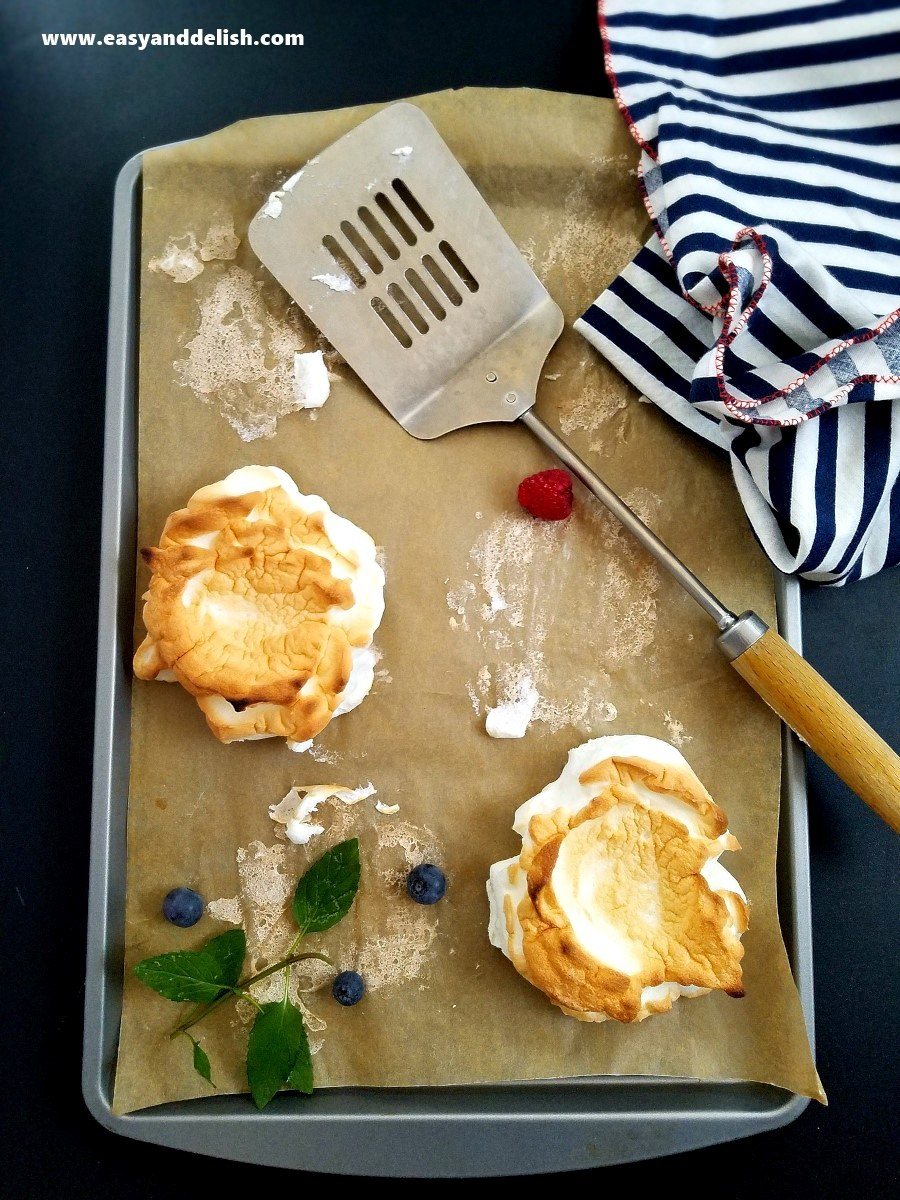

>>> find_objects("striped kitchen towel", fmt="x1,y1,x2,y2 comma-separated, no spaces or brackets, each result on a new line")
576,0,900,583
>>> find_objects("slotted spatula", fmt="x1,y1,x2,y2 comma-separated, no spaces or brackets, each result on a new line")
248,101,900,827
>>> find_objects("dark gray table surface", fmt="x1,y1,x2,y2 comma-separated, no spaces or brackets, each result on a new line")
1,0,896,1192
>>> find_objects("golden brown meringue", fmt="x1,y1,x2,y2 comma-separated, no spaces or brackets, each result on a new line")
488,735,748,1023
134,466,384,745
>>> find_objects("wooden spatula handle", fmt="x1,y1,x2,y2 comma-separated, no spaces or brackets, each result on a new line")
729,625,900,830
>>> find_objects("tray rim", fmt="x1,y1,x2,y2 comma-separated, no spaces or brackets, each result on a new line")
83,142,814,1176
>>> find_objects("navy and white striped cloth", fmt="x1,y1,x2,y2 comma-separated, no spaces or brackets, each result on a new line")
576,0,900,583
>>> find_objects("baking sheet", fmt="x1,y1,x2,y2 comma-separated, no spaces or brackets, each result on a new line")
113,87,823,1113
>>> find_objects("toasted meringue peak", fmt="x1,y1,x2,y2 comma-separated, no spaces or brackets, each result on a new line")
487,735,748,1024
133,466,385,744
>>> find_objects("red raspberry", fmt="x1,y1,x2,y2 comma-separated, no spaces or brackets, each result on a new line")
517,468,574,521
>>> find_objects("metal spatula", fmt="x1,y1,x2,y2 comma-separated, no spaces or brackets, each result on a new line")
249,101,900,827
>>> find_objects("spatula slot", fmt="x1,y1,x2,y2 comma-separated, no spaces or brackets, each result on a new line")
387,282,429,334
358,206,401,261
439,240,479,293
371,296,413,348
322,235,366,289
391,178,434,232
374,192,417,245
404,268,446,320
421,254,462,306
340,219,383,274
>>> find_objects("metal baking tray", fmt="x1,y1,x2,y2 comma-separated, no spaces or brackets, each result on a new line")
83,148,815,1176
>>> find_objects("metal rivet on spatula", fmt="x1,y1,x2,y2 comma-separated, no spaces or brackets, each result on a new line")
485,371,498,383
504,392,518,404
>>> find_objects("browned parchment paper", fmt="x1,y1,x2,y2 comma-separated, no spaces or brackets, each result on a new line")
113,88,823,1113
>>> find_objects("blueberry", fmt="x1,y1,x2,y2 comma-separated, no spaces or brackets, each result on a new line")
332,970,365,1006
406,864,446,905
162,887,204,927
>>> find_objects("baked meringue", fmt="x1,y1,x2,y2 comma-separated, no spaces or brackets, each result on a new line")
269,782,377,844
133,466,385,745
487,735,748,1023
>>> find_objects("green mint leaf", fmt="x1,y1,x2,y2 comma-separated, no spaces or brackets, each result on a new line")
133,928,246,1004
134,949,233,1004
191,1038,216,1088
292,838,360,936
286,1019,314,1095
246,992,307,1110
203,929,246,988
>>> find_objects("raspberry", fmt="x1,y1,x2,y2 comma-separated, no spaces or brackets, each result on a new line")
517,469,574,521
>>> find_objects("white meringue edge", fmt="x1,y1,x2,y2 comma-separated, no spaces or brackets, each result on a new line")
292,350,331,409
269,782,377,845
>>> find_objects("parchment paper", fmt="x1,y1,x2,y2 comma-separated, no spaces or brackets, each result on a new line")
113,88,824,1113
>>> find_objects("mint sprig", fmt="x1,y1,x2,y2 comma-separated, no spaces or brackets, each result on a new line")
246,992,311,1110
134,928,246,1003
174,1030,216,1088
204,927,248,984
292,836,360,935
133,838,360,1106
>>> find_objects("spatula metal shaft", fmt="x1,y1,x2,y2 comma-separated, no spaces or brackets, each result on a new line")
521,410,735,630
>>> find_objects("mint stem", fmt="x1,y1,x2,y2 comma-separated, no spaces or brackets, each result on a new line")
170,951,331,1037
237,989,265,1013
